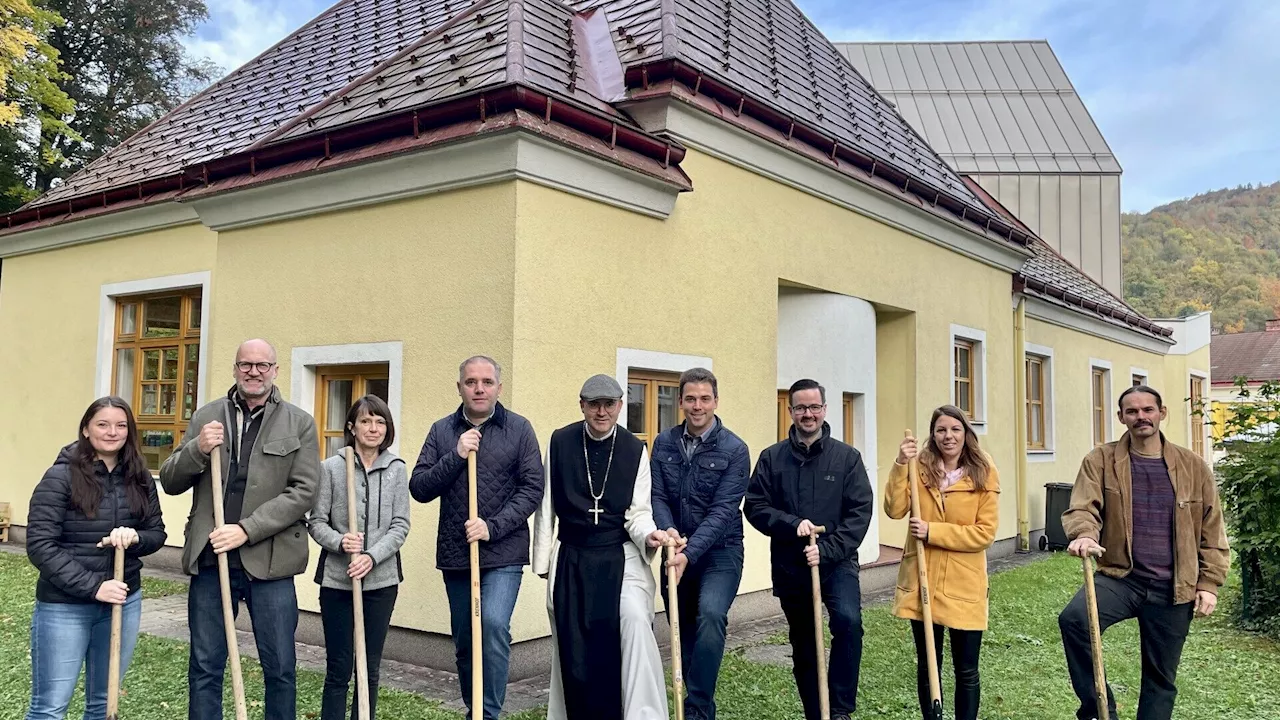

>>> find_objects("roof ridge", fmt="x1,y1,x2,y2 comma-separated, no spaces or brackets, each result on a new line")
660,0,678,58
841,40,1051,47
253,0,495,149
505,0,528,84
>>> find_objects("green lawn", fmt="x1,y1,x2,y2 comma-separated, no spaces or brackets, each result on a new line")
709,554,1280,720
1,552,1276,719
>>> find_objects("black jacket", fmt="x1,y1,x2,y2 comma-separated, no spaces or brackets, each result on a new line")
409,402,544,571
744,424,873,596
27,445,167,604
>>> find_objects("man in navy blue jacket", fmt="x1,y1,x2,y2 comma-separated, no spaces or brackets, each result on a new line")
651,367,750,720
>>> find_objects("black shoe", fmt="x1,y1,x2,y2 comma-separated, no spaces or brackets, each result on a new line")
832,714,852,720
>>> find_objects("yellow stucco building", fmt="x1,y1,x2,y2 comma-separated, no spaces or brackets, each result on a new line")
0,0,1210,672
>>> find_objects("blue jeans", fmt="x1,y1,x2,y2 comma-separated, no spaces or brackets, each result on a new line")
442,566,524,720
26,592,142,720
187,565,299,720
779,560,864,720
661,544,744,720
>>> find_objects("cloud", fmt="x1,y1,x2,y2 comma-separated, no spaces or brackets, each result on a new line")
184,0,301,75
800,0,1280,211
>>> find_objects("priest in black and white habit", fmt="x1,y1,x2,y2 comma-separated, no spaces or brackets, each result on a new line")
533,374,672,720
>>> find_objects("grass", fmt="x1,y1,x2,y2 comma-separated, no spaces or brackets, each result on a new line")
715,554,1280,720
2,552,1276,719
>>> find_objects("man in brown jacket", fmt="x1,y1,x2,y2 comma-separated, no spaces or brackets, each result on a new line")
1058,384,1229,720
160,338,320,720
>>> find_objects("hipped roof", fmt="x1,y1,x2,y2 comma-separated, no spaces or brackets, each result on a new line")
5,0,1033,252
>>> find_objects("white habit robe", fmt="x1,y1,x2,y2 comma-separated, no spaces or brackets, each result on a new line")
532,428,668,720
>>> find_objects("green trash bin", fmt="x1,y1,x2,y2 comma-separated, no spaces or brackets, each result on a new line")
1042,482,1074,551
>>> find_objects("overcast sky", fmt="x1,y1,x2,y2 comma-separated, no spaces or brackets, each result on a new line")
186,0,1280,212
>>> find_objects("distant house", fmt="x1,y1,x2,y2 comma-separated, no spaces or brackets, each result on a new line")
0,1,1210,671
1209,319,1280,439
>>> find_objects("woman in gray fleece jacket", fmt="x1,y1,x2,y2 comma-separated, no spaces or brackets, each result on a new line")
308,395,410,720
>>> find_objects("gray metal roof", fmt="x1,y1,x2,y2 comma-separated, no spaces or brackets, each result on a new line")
834,42,1120,175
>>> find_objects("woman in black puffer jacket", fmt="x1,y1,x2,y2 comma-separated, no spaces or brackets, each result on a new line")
25,396,167,720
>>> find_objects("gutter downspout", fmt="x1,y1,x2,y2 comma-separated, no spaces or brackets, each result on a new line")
1013,295,1031,552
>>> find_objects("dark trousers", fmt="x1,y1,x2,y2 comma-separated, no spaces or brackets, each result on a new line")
910,621,982,720
187,565,299,720
778,561,863,720
319,585,399,720
1058,573,1194,720
661,545,744,720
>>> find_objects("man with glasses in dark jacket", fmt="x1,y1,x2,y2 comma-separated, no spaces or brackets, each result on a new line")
410,355,544,720
650,367,750,720
745,378,873,720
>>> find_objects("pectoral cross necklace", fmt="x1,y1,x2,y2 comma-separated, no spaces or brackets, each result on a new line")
582,424,616,526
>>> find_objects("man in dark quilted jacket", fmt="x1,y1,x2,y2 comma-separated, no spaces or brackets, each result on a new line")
410,355,544,720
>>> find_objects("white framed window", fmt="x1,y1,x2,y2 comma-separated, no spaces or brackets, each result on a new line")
1130,367,1149,387
1090,359,1114,446
615,348,711,442
950,325,987,432
291,342,404,456
96,273,212,473
1025,342,1055,459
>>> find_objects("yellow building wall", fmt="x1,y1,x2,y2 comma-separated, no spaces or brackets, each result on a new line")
205,183,521,638
1022,318,1212,534
0,223,217,541
0,147,1212,647
509,148,1020,599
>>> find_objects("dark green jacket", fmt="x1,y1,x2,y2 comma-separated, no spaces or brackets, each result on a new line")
160,386,320,579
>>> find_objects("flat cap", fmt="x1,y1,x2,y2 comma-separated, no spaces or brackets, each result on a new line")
580,374,623,401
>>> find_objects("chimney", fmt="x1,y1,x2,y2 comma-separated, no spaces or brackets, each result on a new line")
1268,319,1280,332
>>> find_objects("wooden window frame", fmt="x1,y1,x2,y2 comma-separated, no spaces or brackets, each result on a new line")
627,370,683,449
111,289,202,474
1190,375,1206,459
315,363,390,460
777,390,792,441
842,393,857,447
954,339,976,419
1091,367,1109,446
1026,355,1047,450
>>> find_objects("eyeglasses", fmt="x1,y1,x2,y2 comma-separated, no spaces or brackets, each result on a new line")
790,404,826,415
235,361,276,374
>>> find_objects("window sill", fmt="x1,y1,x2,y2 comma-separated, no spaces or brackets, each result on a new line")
969,420,988,435
1027,450,1056,463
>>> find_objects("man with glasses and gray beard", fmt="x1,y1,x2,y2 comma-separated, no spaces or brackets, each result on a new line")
161,338,321,720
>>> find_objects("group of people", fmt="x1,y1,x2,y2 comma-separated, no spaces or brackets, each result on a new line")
24,338,1230,720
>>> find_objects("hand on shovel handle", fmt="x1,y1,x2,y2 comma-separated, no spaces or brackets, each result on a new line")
805,524,830,720
346,448,371,720
1082,555,1110,720
905,430,943,720
467,450,483,719
664,539,686,720
209,446,249,720
106,546,125,720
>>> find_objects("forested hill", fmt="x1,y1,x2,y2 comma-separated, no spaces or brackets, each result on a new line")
1123,181,1280,333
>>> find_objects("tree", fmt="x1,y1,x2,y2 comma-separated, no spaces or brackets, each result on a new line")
34,0,219,193
0,0,76,209
1214,379,1280,640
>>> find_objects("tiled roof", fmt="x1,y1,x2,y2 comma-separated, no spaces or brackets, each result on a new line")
963,177,1171,341
1212,330,1280,384
16,0,1029,251
835,42,1119,175
35,0,461,206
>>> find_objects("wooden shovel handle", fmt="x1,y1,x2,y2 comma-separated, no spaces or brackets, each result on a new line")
106,545,125,720
209,446,248,720
346,448,370,720
905,429,942,715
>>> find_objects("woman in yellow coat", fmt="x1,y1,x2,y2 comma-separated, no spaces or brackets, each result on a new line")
885,405,999,720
